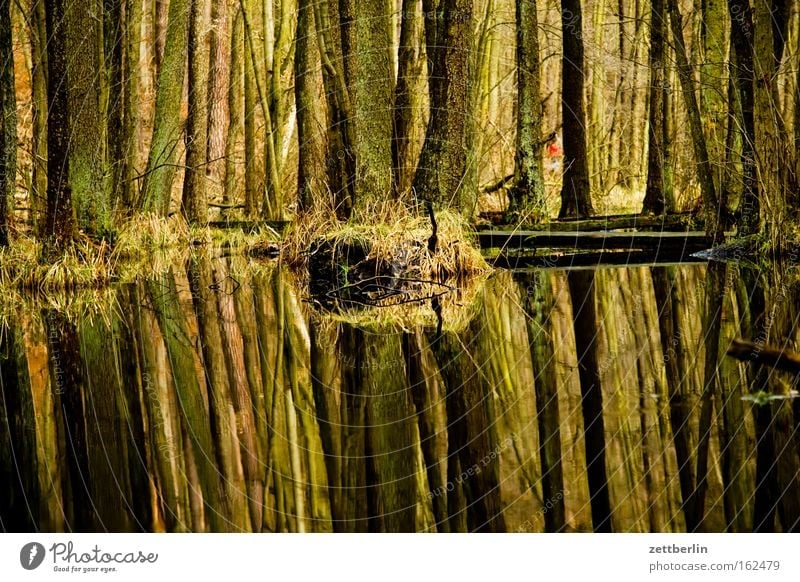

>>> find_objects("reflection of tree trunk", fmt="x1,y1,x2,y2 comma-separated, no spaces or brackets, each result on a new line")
0,322,39,531
428,327,506,533
651,266,693,530
79,318,137,531
337,327,369,531
520,272,566,531
567,270,611,531
404,330,449,531
147,270,227,531
685,262,726,531
739,269,778,531
363,332,417,532
44,311,92,530
310,318,345,529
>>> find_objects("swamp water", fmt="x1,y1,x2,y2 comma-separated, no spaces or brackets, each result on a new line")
1,256,799,532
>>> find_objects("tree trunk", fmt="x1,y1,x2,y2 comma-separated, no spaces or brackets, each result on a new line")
206,0,230,203
667,0,719,238
558,0,592,218
224,7,243,205
122,0,143,209
727,0,758,235
295,0,327,212
412,0,475,216
139,0,190,215
182,0,209,223
642,0,670,213
44,0,78,253
0,0,15,246
66,0,111,234
104,0,124,207
392,0,425,197
510,0,546,220
339,0,394,213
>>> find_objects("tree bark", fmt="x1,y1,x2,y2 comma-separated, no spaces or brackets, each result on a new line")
667,0,719,238
510,0,546,220
0,0,15,246
412,0,475,216
44,0,78,253
558,0,593,218
139,0,190,215
205,0,230,203
182,0,209,223
642,0,669,214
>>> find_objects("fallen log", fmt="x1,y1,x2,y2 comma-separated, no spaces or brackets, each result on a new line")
726,338,800,375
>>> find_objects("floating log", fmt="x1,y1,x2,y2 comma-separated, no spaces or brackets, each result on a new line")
726,339,800,375
478,212,698,232
477,230,711,253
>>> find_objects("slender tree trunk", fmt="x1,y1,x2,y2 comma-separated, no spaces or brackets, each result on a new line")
206,0,230,202
295,0,327,212
139,0,190,215
667,0,719,238
412,0,475,216
104,0,124,207
510,0,546,220
44,0,78,253
558,0,592,218
122,0,144,209
182,0,209,223
642,0,670,213
0,0,15,246
392,0,424,197
29,0,48,234
312,0,355,217
224,7,243,205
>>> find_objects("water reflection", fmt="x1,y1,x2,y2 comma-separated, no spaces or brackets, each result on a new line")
1,257,799,532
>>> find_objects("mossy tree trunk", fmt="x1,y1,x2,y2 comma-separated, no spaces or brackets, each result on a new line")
121,0,143,209
139,0,189,216
44,0,78,253
392,0,425,197
182,0,209,224
339,0,394,213
295,0,328,212
412,0,475,217
66,0,111,235
558,0,592,218
0,0,15,246
509,0,546,220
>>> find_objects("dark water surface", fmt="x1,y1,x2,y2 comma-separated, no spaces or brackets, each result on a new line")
1,256,799,532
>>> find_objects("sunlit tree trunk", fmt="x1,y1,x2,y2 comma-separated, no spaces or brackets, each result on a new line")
558,0,592,218
224,8,243,205
339,0,394,213
182,0,209,223
667,0,719,238
206,0,230,203
392,0,425,197
139,0,189,215
509,0,546,220
413,0,475,216
295,0,327,212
